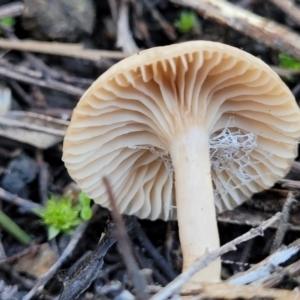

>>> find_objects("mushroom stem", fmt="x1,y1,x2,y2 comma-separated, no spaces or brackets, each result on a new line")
170,126,220,286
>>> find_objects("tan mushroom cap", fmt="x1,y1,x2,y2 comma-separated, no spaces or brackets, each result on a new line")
63,41,300,220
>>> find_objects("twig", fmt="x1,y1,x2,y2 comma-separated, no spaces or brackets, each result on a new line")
150,213,281,300
253,257,300,288
0,114,67,137
191,281,300,299
22,206,97,300
0,25,94,90
30,108,72,120
108,0,118,24
133,220,177,281
237,0,260,9
238,239,254,272
0,62,84,96
103,177,149,300
0,263,35,290
117,0,139,55
270,65,300,79
35,150,49,206
0,243,40,265
0,2,23,18
218,205,300,231
0,233,6,260
8,80,33,107
165,223,175,267
133,246,169,286
171,0,300,61
279,178,300,190
270,192,295,252
141,0,177,40
58,223,116,300
0,187,42,212
0,39,127,61
228,238,300,285
269,0,300,27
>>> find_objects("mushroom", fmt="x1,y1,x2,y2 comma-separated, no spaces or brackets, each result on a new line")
62,41,300,286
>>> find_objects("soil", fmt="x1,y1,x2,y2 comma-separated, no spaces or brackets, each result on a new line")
1,0,300,299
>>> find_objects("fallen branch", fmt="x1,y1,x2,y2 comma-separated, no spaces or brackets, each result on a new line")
228,238,300,285
192,281,300,299
252,257,300,288
150,213,281,300
171,0,300,60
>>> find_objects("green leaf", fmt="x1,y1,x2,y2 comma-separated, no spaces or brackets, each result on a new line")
48,226,60,240
0,209,31,245
174,11,198,34
78,192,91,207
80,206,92,221
0,17,15,28
41,195,82,235
279,53,300,70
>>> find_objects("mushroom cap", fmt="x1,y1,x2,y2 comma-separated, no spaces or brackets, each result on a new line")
63,41,300,221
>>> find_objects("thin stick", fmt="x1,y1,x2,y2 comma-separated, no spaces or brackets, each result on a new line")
0,116,67,137
134,220,177,281
253,256,300,288
192,281,300,299
0,63,84,96
0,39,127,61
0,187,42,212
279,178,300,190
0,2,23,18
141,0,177,40
103,177,149,300
150,212,281,300
270,192,295,252
171,0,300,61
228,238,300,285
269,0,300,27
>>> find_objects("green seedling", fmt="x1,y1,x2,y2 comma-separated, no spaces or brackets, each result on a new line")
0,209,31,245
37,193,92,240
174,11,199,34
0,16,15,35
78,192,93,220
0,16,15,28
279,53,300,70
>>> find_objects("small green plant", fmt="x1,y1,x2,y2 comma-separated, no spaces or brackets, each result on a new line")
0,16,15,28
37,193,92,239
0,16,15,35
279,53,300,70
174,11,198,34
78,192,93,220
